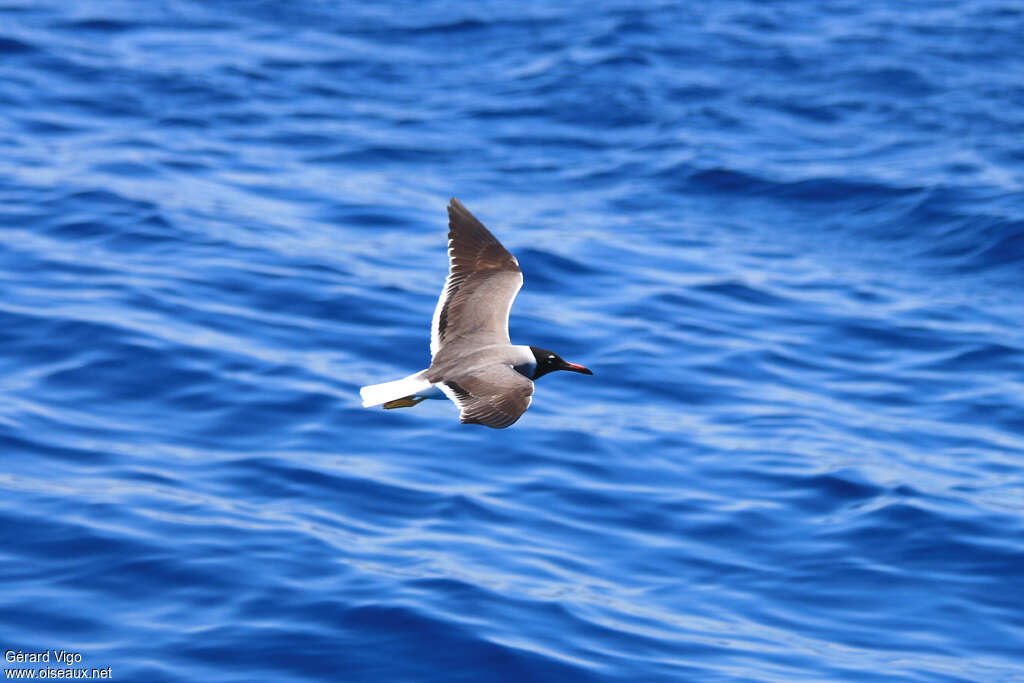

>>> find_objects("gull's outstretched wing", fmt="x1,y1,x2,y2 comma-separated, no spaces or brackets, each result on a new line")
430,198,523,358
438,364,534,429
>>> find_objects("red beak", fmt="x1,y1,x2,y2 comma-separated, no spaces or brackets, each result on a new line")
560,361,593,375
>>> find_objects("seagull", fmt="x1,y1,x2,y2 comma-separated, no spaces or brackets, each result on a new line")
360,198,592,428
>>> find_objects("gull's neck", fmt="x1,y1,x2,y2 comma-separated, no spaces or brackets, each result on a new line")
511,345,537,379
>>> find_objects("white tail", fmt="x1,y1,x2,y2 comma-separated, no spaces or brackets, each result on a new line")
360,370,433,407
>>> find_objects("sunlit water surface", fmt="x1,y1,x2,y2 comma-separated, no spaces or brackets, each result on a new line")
2,1,1023,681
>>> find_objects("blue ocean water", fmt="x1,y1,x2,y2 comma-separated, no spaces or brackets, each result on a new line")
2,0,1023,680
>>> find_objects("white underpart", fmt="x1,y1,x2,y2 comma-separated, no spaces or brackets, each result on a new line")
360,370,437,407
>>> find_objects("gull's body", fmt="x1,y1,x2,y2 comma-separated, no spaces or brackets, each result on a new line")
360,198,591,428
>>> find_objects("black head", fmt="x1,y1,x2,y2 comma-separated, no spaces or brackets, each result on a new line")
529,347,594,380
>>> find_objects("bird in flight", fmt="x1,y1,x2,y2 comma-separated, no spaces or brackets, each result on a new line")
360,198,592,428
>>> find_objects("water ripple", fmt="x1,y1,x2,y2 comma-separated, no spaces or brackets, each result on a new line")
2,0,1024,681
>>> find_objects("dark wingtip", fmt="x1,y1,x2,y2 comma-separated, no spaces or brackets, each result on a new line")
447,197,464,226
443,198,519,273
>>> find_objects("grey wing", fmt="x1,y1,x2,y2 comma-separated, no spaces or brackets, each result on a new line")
430,198,523,358
438,364,534,429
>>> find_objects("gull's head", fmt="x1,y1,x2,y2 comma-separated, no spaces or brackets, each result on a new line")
529,347,593,380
